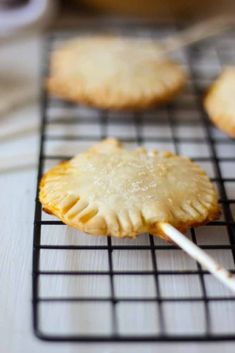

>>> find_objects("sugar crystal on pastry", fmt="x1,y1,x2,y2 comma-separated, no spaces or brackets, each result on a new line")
40,139,220,239
47,36,186,111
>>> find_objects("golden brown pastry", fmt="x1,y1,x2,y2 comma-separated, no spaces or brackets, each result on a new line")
39,139,220,239
47,36,186,111
204,67,235,138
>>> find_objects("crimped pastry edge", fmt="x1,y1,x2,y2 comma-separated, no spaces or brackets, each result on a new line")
39,139,220,240
47,35,186,111
204,69,235,138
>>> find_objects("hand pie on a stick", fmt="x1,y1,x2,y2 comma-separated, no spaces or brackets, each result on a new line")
47,36,186,111
40,138,219,238
40,139,235,292
205,67,235,138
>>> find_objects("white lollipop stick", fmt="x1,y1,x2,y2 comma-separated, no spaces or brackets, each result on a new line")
159,222,235,293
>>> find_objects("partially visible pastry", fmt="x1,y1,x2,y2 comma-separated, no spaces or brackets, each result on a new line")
39,139,220,239
204,67,235,138
47,36,186,111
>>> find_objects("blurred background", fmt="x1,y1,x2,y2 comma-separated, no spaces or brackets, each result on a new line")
62,0,235,19
1,0,235,35
0,0,235,114
0,0,234,147
1,2,235,353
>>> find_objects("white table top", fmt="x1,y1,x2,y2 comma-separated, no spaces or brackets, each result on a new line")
1,35,235,353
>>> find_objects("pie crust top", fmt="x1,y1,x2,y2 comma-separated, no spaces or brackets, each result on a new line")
205,67,235,138
47,36,186,111
40,139,220,238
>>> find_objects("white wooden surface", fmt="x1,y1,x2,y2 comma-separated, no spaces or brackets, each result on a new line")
1,36,235,353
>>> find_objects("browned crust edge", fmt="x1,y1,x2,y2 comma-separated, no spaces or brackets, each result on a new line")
47,77,186,112
204,80,235,139
39,161,221,241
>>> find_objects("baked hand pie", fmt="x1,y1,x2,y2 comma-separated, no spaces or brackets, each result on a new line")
47,35,186,111
204,67,235,138
39,139,220,239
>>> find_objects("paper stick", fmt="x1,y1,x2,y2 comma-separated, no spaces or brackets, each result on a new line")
159,222,235,293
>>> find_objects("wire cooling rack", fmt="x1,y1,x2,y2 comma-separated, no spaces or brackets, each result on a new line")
33,21,235,342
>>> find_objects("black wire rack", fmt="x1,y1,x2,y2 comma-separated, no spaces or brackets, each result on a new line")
33,21,235,342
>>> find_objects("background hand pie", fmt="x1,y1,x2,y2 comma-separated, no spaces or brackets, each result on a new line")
47,36,186,111
205,67,235,138
40,139,220,239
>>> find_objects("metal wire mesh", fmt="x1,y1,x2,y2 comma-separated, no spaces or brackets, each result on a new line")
33,22,235,342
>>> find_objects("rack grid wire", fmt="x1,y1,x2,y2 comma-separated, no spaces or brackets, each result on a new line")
33,21,235,342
